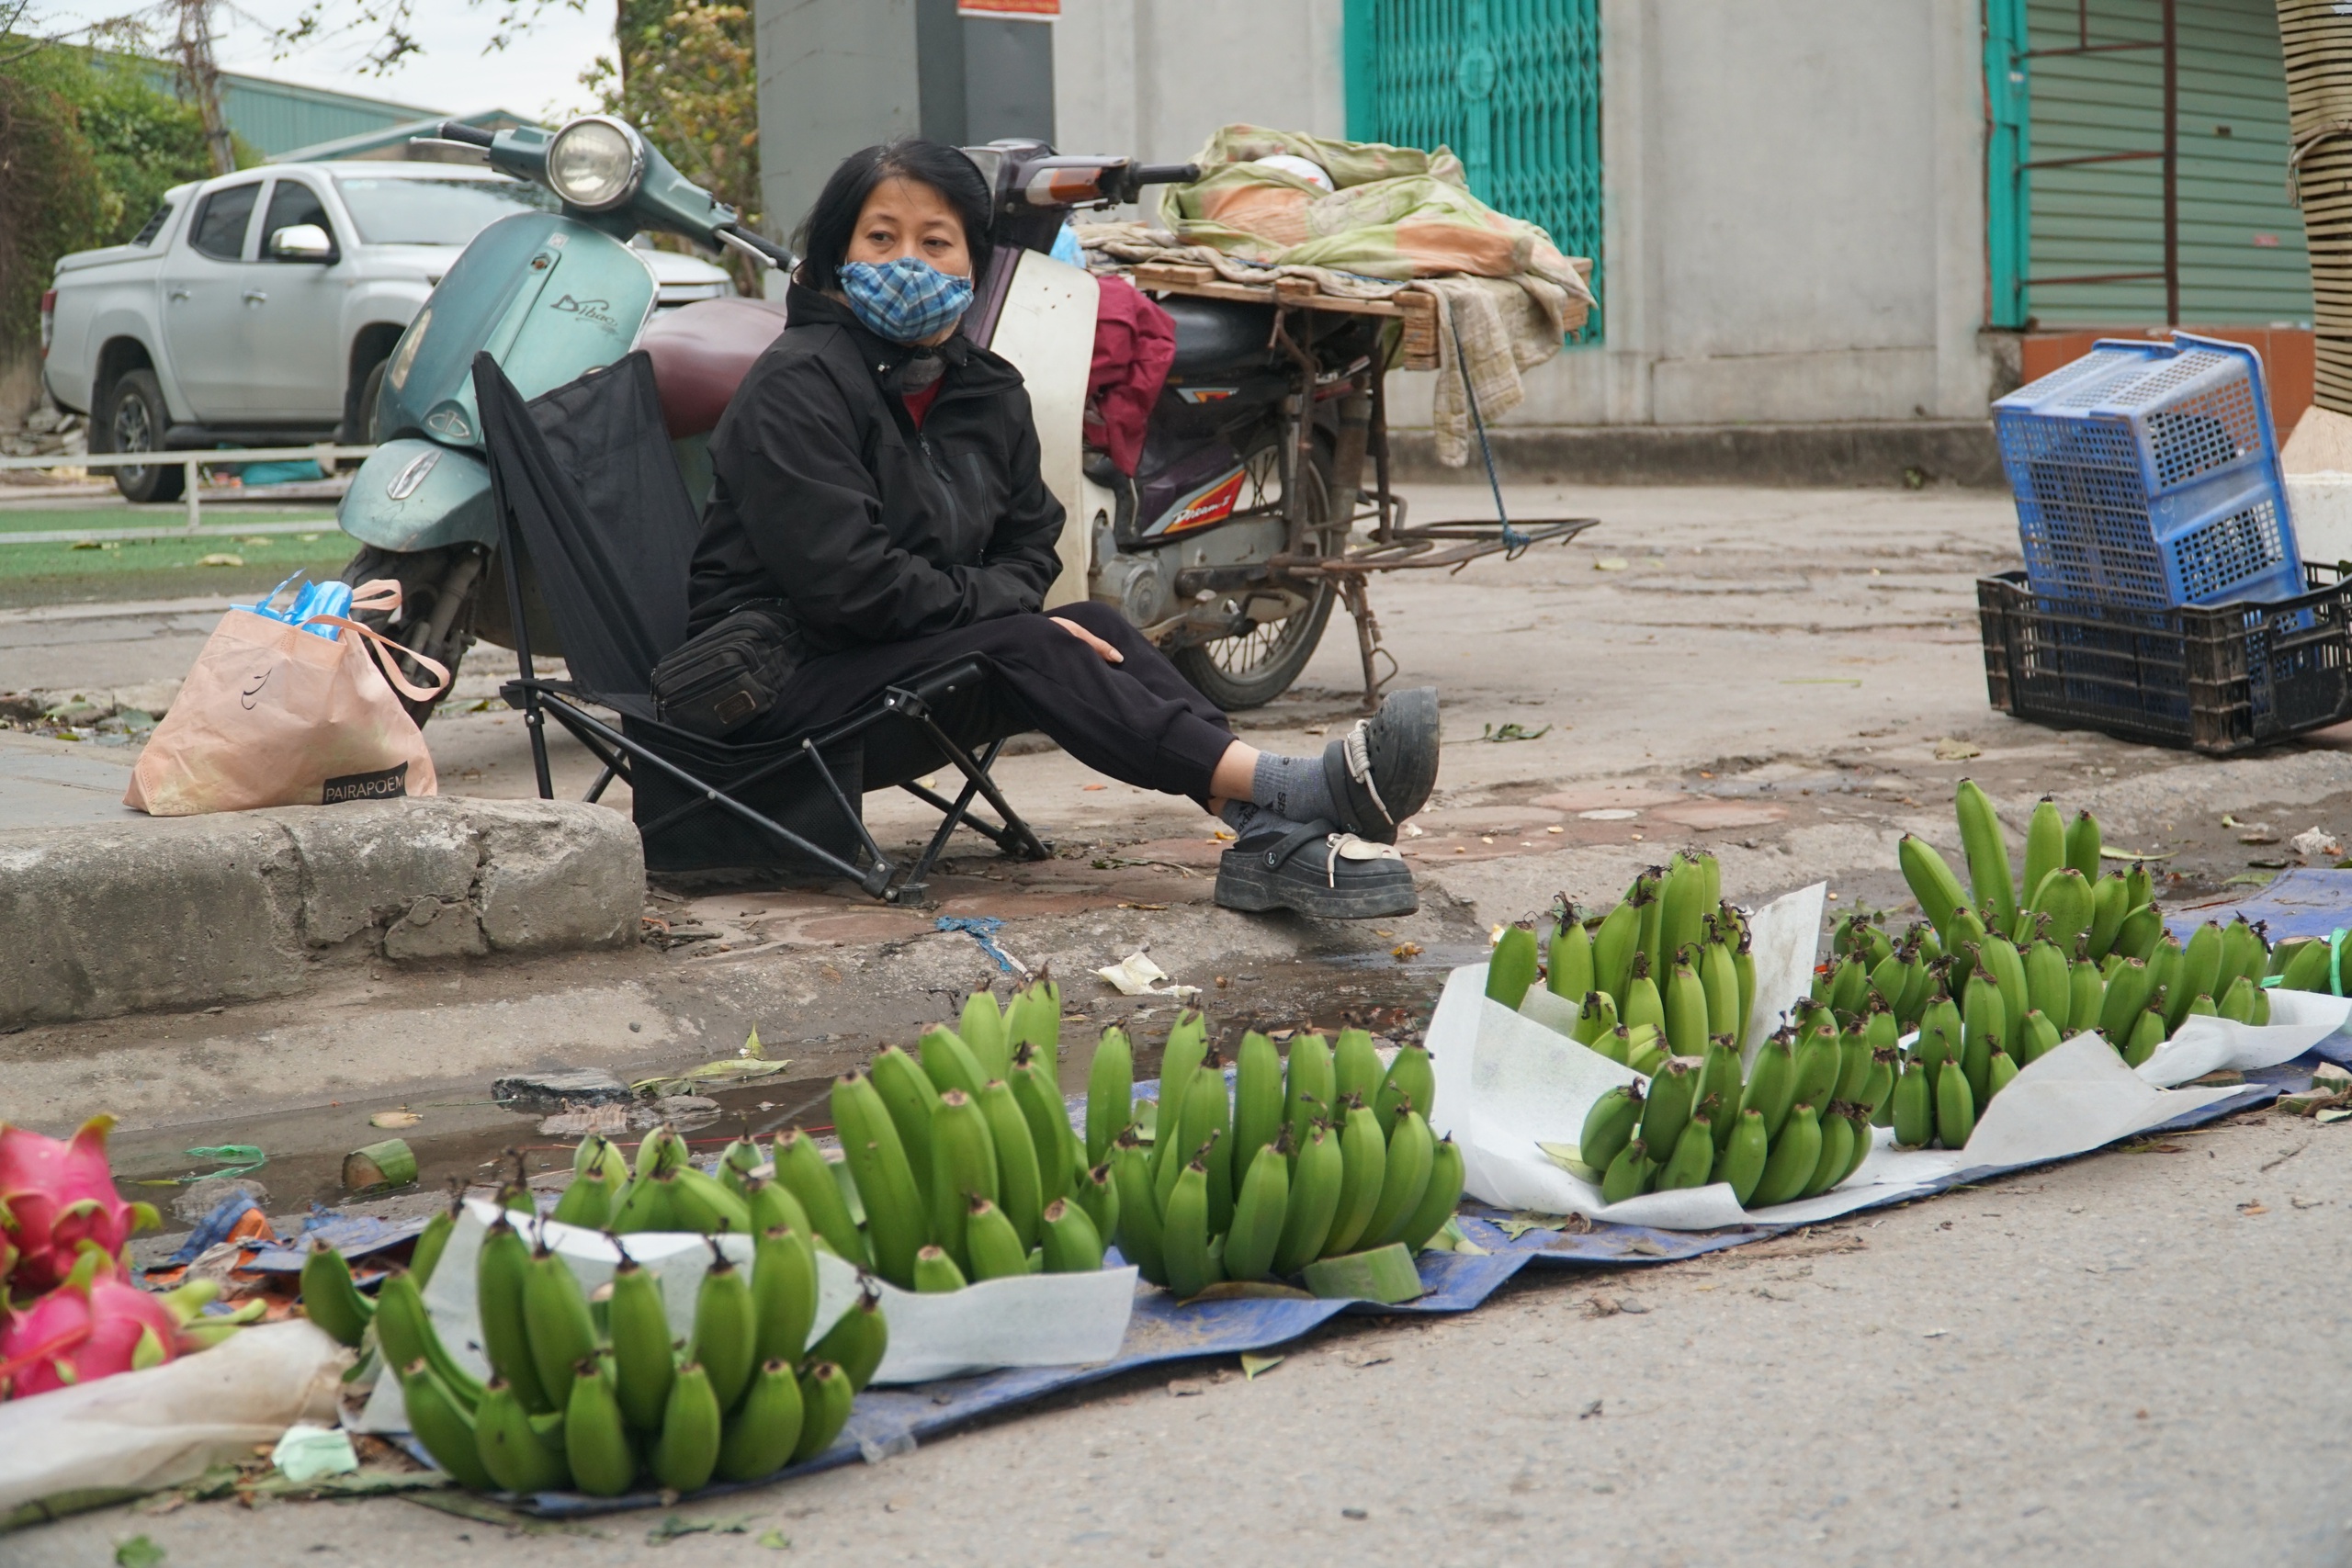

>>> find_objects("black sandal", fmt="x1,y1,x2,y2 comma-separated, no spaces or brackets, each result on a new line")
1215,818,1418,919
1320,685,1441,844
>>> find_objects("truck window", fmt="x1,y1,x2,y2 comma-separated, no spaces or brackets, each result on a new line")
331,175,551,246
263,180,336,256
189,183,261,261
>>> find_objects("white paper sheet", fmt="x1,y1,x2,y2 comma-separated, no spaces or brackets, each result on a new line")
1427,891,2326,1233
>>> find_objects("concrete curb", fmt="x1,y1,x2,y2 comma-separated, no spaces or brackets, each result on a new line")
1387,420,2006,489
0,796,643,1027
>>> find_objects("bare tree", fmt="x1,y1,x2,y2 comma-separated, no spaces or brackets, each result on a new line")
274,0,585,77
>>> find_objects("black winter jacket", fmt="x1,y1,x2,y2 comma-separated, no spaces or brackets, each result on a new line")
684,285,1065,649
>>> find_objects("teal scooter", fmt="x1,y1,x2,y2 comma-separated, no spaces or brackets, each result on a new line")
335,115,789,716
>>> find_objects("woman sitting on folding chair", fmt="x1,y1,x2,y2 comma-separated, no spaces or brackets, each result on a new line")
684,139,1439,919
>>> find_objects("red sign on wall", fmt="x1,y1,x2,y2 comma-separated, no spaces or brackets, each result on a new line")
959,0,1058,15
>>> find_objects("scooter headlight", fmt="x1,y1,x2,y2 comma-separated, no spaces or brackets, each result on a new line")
546,117,645,211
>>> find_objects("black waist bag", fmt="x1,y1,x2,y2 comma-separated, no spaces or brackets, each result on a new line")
649,603,803,738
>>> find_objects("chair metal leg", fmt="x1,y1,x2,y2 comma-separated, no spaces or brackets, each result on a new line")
908,714,1051,863
887,750,996,906
584,764,616,804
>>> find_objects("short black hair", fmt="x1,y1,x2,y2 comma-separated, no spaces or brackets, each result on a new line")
794,139,993,292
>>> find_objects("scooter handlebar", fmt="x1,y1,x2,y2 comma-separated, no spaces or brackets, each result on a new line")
1129,163,1201,187
435,120,498,149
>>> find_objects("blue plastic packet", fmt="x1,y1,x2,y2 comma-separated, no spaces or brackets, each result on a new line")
236,573,349,641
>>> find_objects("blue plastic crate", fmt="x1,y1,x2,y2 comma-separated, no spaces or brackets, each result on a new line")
1994,333,2301,610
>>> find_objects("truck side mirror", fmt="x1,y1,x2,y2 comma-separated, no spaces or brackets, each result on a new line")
269,223,334,262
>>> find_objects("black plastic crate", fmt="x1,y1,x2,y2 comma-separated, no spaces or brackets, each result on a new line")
1977,563,2352,753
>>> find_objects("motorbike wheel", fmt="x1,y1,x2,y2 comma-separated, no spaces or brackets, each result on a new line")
338,543,483,728
1170,440,1338,711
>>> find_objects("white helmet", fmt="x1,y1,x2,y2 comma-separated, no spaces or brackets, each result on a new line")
1249,153,1334,192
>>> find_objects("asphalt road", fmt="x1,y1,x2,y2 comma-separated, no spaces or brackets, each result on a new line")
15,1104,2347,1566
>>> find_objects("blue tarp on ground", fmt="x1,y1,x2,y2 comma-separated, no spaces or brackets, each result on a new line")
510,1058,2308,1516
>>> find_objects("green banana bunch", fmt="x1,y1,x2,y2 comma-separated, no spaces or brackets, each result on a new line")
1600,1137,1656,1203
1109,1132,1167,1288
959,990,1011,1083
1740,1031,1796,1141
965,1195,1030,1281
977,1078,1046,1252
1394,1136,1464,1254
410,1190,458,1290
523,1237,601,1414
1040,1196,1107,1274
1621,952,1666,1035
1579,1083,1643,1173
1748,1103,1821,1208
716,1359,806,1483
1592,897,1642,1002
1222,1140,1291,1281
1331,1027,1384,1110
689,1240,757,1415
1231,1031,1287,1185
792,1361,854,1463
1548,903,1595,1000
919,1023,988,1101
551,1134,628,1229
1272,1122,1344,1274
1005,975,1063,1066
869,1045,943,1200
832,1069,926,1289
1636,1057,1698,1171
1935,1052,1976,1148
375,1269,481,1411
1900,834,1968,940
650,1361,722,1495
1663,953,1710,1059
1955,779,2018,933
1162,1158,1223,1298
1073,1159,1120,1245
476,1211,552,1415
1009,1042,1079,1207
775,1129,867,1269
930,1088,998,1275
1486,923,1540,1009
807,1283,889,1393
1715,1109,1770,1205
1803,1106,1854,1200
606,1252,673,1435
300,1240,373,1348
1656,1115,1715,1192
1891,1056,1932,1147
1322,1099,1388,1257
2021,798,2064,919
1364,1108,1434,1247
1085,1026,1134,1165
401,1359,497,1493
475,1378,570,1494
915,1245,968,1292
1283,1031,1336,1153
564,1354,637,1498
1374,1042,1437,1136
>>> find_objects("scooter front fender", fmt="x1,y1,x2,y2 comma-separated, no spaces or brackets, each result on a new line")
337,439,497,553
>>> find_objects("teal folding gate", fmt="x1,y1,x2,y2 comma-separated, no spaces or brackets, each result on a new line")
1344,0,1602,338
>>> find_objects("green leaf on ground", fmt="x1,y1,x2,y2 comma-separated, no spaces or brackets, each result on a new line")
1239,1353,1284,1380
114,1537,164,1568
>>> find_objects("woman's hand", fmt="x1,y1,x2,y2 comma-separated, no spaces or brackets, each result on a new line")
1052,615,1125,664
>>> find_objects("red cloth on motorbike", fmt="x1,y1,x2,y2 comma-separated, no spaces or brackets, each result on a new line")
1083,278,1175,476
640,297,791,438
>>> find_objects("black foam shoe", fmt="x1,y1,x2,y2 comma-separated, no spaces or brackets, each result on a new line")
1214,818,1418,919
1320,685,1440,844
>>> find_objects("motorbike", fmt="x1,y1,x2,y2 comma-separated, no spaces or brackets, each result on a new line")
338,115,1529,722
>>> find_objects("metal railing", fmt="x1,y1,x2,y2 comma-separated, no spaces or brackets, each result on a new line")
0,445,373,533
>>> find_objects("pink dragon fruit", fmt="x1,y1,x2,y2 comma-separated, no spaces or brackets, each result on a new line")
0,1114,159,1294
0,1251,259,1399
0,1248,176,1396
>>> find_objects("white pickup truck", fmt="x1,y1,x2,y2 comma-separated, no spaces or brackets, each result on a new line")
41,161,733,501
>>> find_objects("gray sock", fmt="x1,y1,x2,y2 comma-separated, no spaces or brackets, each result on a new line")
1221,798,1308,839
1250,751,1336,825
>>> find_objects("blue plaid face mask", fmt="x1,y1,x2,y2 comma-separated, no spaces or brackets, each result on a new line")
838,255,974,345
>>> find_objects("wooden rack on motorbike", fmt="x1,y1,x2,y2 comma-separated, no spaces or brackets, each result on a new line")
1131,261,1598,713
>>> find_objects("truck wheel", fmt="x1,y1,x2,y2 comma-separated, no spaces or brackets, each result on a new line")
345,359,387,447
339,543,481,728
101,370,181,503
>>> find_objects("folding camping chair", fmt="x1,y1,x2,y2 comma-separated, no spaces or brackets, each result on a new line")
469,350,1051,903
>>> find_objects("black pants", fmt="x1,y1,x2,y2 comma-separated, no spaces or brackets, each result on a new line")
744,602,1237,802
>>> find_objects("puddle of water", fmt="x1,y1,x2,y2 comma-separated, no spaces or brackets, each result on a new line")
109,953,1463,1221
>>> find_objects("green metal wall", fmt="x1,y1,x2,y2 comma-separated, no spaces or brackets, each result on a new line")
1344,0,1602,339
118,57,436,159
1996,0,2312,328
